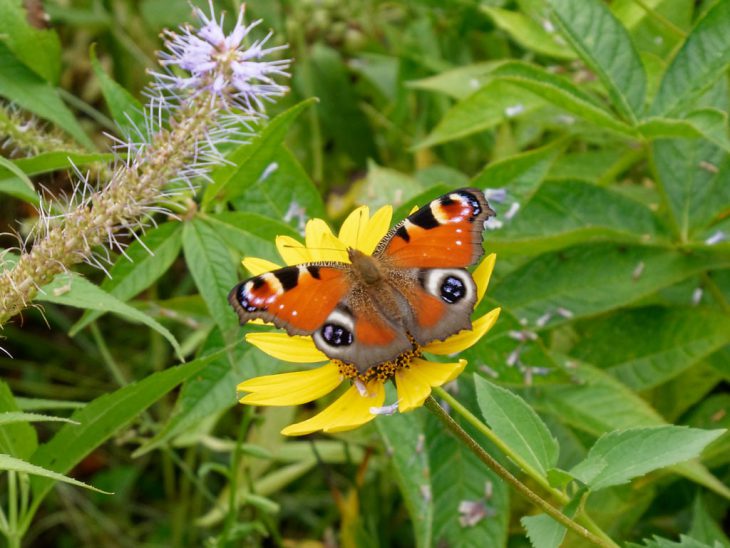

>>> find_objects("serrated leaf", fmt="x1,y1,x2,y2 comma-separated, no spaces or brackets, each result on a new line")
0,0,61,83
652,1,730,116
486,180,663,255
631,534,720,548
0,453,109,494
483,7,575,60
30,353,217,503
0,43,93,149
490,243,730,325
522,513,566,548
652,138,730,241
474,375,558,477
416,80,545,149
202,99,316,208
571,307,730,390
548,0,647,122
426,414,509,547
71,222,183,334
490,61,635,136
89,44,145,136
689,495,730,548
638,110,730,152
182,219,239,344
37,272,183,361
0,155,37,204
569,426,724,491
377,412,432,548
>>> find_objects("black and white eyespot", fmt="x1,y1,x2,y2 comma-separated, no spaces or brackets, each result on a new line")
313,307,355,350
419,268,475,305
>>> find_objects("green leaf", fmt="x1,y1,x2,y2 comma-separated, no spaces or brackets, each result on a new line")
0,381,37,459
300,44,377,165
474,375,558,477
89,44,145,136
0,0,61,83
37,272,183,360
689,496,730,548
490,244,730,324
182,219,239,344
377,412,432,548
415,80,545,149
426,414,509,547
569,426,724,491
652,1,730,116
13,151,113,175
638,109,730,152
408,62,497,100
0,412,78,426
486,180,663,255
482,7,575,60
30,354,216,503
472,138,562,205
652,138,730,241
570,307,730,390
206,212,297,264
521,513,567,548
0,454,109,494
229,145,326,224
0,155,38,204
548,0,647,122
71,222,183,334
490,61,635,136
0,43,93,149
135,330,266,457
202,98,316,207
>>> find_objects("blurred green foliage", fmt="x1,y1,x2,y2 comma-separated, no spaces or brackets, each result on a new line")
1,0,729,546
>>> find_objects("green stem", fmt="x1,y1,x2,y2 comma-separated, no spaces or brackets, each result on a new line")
224,407,253,539
425,396,619,548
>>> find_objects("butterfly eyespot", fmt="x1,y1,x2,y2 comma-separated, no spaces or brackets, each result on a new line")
321,323,354,347
440,275,466,304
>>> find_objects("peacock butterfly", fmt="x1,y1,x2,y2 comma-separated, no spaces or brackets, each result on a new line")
229,188,495,373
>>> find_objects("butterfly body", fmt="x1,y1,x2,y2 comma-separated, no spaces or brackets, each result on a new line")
229,188,494,373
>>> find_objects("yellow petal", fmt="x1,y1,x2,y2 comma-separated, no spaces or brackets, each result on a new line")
359,205,393,254
245,332,328,363
276,235,312,265
409,205,419,214
474,253,496,306
238,363,342,406
396,358,467,412
338,206,370,250
281,381,385,436
303,219,334,261
319,231,350,262
241,257,281,276
425,308,501,355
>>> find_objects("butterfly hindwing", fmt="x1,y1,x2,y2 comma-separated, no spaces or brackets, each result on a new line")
229,264,350,335
376,188,494,268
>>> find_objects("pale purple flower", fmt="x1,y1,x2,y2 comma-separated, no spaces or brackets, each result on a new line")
154,1,290,114
705,230,727,245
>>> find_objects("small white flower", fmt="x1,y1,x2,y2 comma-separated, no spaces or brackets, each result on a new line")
504,201,521,220
370,402,399,415
483,187,507,203
705,230,727,245
504,104,524,118
484,217,503,230
692,287,703,305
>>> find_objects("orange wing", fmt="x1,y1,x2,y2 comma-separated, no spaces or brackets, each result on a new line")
375,188,494,268
229,264,349,335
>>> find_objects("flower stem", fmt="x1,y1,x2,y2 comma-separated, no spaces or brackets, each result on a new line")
424,396,618,548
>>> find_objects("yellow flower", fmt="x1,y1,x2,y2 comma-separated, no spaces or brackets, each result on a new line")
236,204,500,436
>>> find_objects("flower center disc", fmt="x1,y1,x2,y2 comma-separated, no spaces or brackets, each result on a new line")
335,344,423,383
